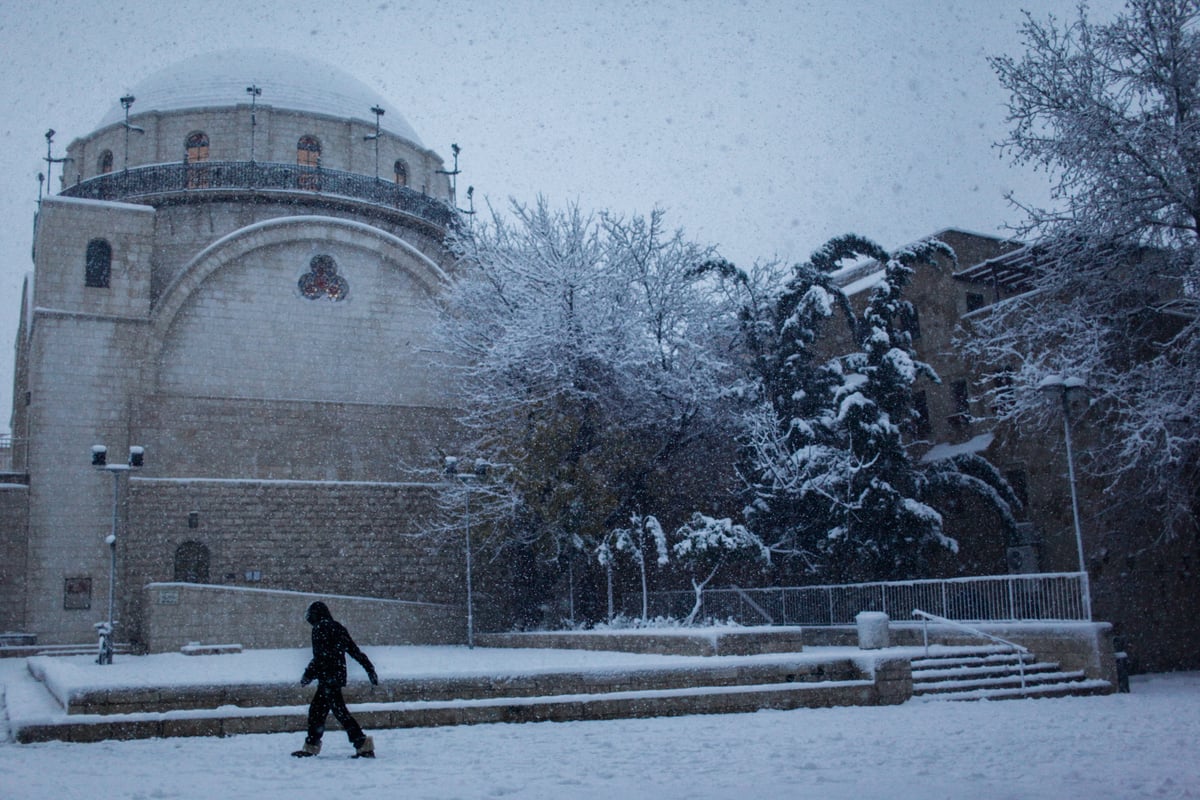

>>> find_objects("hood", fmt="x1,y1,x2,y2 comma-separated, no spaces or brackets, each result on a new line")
305,601,332,625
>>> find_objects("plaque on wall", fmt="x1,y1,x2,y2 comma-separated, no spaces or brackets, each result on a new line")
63,576,92,610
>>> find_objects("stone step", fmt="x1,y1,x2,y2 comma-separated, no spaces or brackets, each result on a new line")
1,643,133,659
912,679,1113,703
12,677,894,744
914,669,1090,695
911,651,1035,672
913,661,1063,682
40,657,867,716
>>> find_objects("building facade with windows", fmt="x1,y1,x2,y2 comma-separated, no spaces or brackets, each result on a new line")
2,50,465,647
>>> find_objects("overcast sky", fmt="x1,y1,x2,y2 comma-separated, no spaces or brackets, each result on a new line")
0,0,1128,433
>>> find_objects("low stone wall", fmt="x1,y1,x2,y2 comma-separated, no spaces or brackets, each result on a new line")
141,583,461,653
478,626,805,656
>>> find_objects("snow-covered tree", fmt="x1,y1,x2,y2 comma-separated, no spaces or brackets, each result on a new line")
598,513,669,622
970,0,1200,530
829,239,961,581
737,236,1022,582
721,240,855,573
671,512,769,624
439,199,742,617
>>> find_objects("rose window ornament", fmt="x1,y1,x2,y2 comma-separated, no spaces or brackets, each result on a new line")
298,254,348,301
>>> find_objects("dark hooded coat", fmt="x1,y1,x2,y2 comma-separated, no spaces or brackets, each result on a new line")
300,601,377,688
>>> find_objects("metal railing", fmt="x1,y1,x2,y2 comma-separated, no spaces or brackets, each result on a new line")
912,609,1028,688
642,572,1090,626
60,161,455,230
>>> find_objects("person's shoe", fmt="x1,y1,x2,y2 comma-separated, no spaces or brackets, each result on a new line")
352,736,375,759
291,741,321,758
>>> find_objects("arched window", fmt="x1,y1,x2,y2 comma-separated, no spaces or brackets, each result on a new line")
297,135,321,189
297,135,321,165
173,541,210,584
85,238,112,288
185,132,211,189
98,150,114,175
393,159,408,187
185,132,210,163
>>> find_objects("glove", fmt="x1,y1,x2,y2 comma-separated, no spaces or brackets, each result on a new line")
300,676,312,687
368,670,379,686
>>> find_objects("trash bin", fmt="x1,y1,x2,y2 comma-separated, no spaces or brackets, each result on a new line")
856,611,890,650
1115,651,1131,693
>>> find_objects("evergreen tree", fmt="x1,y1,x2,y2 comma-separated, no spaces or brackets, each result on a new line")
737,236,1022,582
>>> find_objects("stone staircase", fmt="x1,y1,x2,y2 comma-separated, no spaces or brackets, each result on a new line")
10,652,912,744
911,645,1112,702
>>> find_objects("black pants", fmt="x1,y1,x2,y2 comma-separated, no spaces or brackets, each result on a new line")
305,682,365,747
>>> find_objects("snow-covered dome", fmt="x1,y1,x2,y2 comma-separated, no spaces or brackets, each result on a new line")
96,49,423,146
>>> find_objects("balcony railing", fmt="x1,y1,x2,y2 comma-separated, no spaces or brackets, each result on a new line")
60,161,455,230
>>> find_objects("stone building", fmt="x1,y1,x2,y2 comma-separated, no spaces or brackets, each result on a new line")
2,50,465,648
834,229,1199,672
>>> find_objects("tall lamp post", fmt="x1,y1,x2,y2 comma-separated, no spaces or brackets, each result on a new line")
1038,375,1092,620
444,456,488,649
91,444,144,663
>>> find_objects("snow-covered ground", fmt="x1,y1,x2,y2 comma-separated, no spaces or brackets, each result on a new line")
1,648,1198,799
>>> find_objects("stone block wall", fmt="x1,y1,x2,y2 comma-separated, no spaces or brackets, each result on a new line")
152,231,445,407
123,478,461,647
140,582,460,653
69,106,449,198
136,395,458,482
33,197,156,319
0,485,29,631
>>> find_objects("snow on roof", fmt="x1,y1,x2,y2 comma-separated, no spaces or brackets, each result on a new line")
841,268,886,297
920,432,995,463
96,49,423,146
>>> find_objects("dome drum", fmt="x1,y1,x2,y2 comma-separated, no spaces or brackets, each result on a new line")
60,160,455,231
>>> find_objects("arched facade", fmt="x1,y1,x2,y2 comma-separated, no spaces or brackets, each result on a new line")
6,50,464,647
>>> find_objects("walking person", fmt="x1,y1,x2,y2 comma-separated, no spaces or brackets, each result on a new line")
292,601,379,759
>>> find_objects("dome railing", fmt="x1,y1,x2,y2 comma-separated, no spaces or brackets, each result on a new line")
60,161,455,229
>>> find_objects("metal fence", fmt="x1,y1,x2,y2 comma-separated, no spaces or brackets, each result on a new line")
60,161,456,229
643,572,1090,625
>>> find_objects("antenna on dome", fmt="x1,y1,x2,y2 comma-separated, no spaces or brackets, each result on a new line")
436,143,462,208
246,84,262,162
364,105,385,179
42,129,73,197
119,95,145,172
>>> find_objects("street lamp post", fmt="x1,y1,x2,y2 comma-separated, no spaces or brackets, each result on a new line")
91,444,144,664
444,456,488,649
364,105,385,180
1038,375,1092,620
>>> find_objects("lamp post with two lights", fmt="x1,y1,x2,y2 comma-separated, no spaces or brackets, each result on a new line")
444,456,489,649
90,444,144,664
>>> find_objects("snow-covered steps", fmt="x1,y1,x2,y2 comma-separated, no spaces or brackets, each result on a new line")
10,653,913,743
11,677,892,744
911,646,1113,702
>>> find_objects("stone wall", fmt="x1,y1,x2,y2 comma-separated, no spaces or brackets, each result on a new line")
123,478,461,647
0,485,29,631
69,106,448,197
136,395,458,482
140,582,460,653
152,226,446,407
